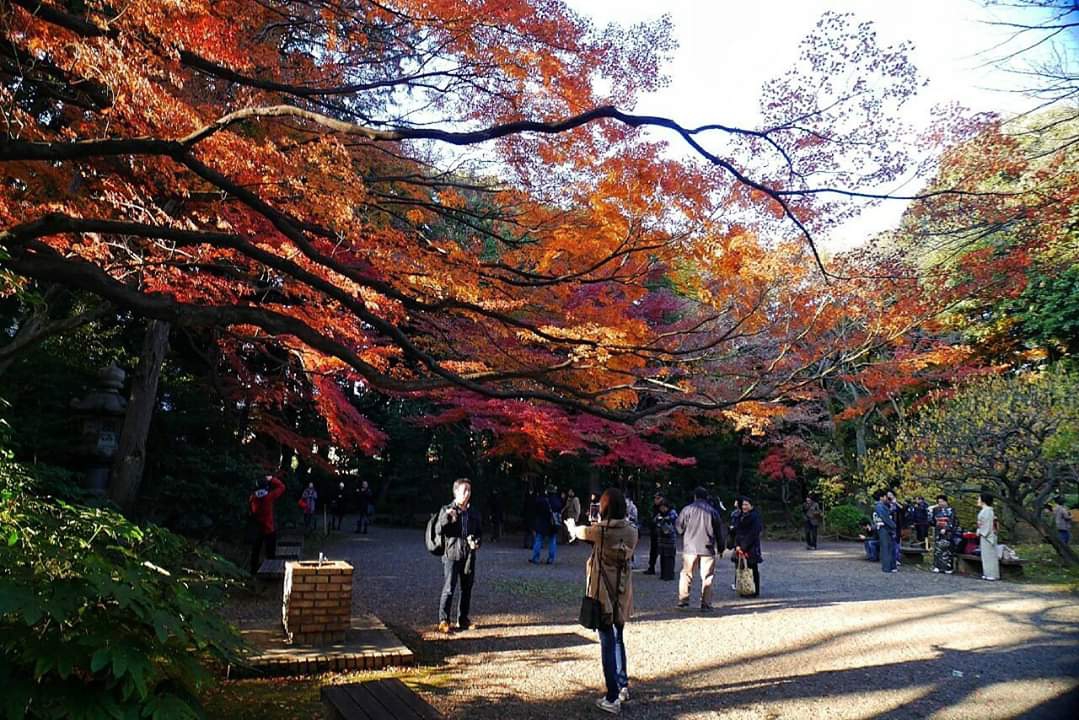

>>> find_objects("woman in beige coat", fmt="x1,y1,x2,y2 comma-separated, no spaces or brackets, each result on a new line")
570,488,637,715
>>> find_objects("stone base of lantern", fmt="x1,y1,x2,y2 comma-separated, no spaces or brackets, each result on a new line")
282,560,353,644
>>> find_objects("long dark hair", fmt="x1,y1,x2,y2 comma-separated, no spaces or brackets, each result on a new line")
599,488,627,520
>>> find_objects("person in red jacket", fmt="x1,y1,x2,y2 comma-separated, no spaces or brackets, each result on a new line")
249,473,286,575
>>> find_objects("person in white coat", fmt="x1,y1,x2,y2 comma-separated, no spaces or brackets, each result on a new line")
977,493,999,581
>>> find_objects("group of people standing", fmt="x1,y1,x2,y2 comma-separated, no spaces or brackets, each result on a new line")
428,480,765,716
869,490,1002,580
665,488,764,608
247,474,378,575
573,487,763,714
523,486,632,565
294,478,376,533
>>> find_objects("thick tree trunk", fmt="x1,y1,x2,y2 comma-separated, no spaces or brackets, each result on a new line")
0,308,47,376
1010,502,1079,566
109,320,170,512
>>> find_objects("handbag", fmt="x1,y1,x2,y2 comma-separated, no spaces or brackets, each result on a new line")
736,554,756,597
578,595,604,629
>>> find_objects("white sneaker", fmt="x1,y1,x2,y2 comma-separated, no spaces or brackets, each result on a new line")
932,567,940,573
618,687,630,703
595,697,621,714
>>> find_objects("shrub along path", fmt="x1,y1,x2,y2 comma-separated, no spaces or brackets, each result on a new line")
322,525,1078,719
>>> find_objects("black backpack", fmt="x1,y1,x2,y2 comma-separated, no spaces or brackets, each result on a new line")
425,510,445,556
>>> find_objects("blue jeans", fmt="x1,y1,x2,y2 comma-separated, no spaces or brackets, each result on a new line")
597,623,627,702
1060,529,1071,546
531,533,557,563
878,528,896,572
864,539,879,561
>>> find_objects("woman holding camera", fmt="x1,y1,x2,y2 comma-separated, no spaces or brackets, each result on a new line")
569,488,638,715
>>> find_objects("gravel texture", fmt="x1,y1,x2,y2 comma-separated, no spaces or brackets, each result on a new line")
260,522,1079,719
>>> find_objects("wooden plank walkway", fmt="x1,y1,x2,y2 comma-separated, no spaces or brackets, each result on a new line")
322,679,442,720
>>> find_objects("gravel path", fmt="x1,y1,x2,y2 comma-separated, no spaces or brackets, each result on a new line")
319,523,1078,719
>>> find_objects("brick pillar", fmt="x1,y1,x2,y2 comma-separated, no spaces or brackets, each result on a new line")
282,560,353,644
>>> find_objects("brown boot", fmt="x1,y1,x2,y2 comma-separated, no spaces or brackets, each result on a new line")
437,621,452,634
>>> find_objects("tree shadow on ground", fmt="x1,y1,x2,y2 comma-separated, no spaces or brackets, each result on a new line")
446,639,1079,719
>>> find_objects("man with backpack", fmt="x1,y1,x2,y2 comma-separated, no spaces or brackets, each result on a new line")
654,500,679,581
430,478,483,634
529,484,563,565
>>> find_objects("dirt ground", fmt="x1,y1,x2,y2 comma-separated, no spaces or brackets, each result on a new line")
314,524,1078,719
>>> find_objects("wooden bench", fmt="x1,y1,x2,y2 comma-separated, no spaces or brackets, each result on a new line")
899,546,929,564
322,679,443,720
956,553,1025,579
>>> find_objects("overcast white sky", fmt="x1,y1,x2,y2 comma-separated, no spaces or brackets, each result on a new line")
565,0,1073,250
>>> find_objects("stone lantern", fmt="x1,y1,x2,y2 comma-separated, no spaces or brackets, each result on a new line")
71,363,127,494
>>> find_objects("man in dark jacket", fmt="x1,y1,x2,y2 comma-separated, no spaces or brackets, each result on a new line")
330,481,347,531
248,474,285,575
676,487,725,610
874,490,897,573
530,484,563,564
354,480,374,534
437,478,483,633
733,497,763,597
521,489,536,548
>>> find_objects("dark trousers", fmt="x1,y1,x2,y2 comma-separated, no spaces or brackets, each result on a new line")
915,523,929,542
879,527,896,572
648,530,659,571
804,522,818,549
659,552,676,581
249,530,276,574
303,512,315,531
439,557,475,624
331,512,344,530
355,510,369,533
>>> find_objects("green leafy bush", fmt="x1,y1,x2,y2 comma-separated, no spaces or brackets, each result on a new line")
0,457,245,719
825,504,865,538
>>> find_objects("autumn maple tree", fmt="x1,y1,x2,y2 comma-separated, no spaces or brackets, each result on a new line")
2,1,965,505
